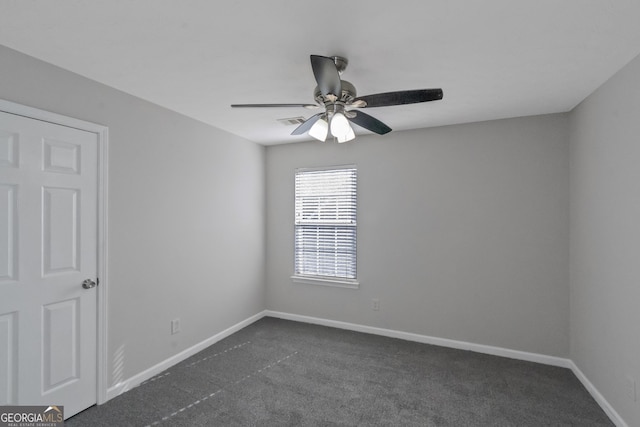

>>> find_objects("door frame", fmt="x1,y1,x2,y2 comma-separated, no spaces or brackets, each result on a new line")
0,99,109,405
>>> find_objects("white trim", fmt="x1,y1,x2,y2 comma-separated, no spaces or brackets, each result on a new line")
0,99,110,406
291,275,360,289
295,163,357,173
0,99,107,133
264,310,571,368
96,127,109,404
569,361,629,427
106,311,266,400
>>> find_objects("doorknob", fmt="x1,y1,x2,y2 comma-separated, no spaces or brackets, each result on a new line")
82,279,97,289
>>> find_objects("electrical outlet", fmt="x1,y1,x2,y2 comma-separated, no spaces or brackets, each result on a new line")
624,376,636,402
171,318,181,335
372,298,380,311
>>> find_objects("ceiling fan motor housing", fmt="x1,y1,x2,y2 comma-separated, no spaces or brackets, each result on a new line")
314,80,357,106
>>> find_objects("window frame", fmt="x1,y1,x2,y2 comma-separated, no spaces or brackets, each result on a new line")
291,165,359,289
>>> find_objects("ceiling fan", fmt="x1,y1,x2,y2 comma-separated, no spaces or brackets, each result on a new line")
231,55,443,142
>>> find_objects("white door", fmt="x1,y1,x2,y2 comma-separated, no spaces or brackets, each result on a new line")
0,111,98,418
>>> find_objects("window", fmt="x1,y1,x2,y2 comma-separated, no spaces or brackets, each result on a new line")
293,166,357,286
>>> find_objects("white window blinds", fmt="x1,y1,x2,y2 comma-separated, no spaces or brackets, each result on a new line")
294,167,357,280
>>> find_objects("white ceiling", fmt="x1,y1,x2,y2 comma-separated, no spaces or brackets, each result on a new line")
1,0,640,145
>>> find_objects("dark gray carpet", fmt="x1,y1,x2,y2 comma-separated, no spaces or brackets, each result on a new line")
67,317,613,426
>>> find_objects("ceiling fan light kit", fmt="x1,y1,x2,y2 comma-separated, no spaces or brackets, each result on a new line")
308,117,329,141
231,55,443,143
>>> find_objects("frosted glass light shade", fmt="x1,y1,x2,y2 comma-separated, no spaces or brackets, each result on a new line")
337,126,355,143
308,118,329,141
330,112,351,137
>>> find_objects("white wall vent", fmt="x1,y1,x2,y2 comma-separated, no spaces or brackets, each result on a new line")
277,117,306,126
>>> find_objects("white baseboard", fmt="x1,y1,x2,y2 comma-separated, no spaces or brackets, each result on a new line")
569,361,629,427
106,310,266,401
264,310,571,368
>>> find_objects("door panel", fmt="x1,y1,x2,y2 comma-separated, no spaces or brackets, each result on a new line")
0,130,18,167
0,184,17,281
43,298,79,392
42,187,80,274
43,139,80,175
0,111,97,417
0,311,17,405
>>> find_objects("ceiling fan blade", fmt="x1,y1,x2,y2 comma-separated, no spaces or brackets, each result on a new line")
348,111,392,135
353,89,443,108
231,103,319,109
291,113,323,135
310,55,342,98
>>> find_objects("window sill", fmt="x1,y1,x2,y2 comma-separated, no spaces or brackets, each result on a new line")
290,275,360,289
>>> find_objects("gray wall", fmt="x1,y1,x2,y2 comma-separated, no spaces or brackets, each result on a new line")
266,114,570,357
569,53,640,426
0,45,266,384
